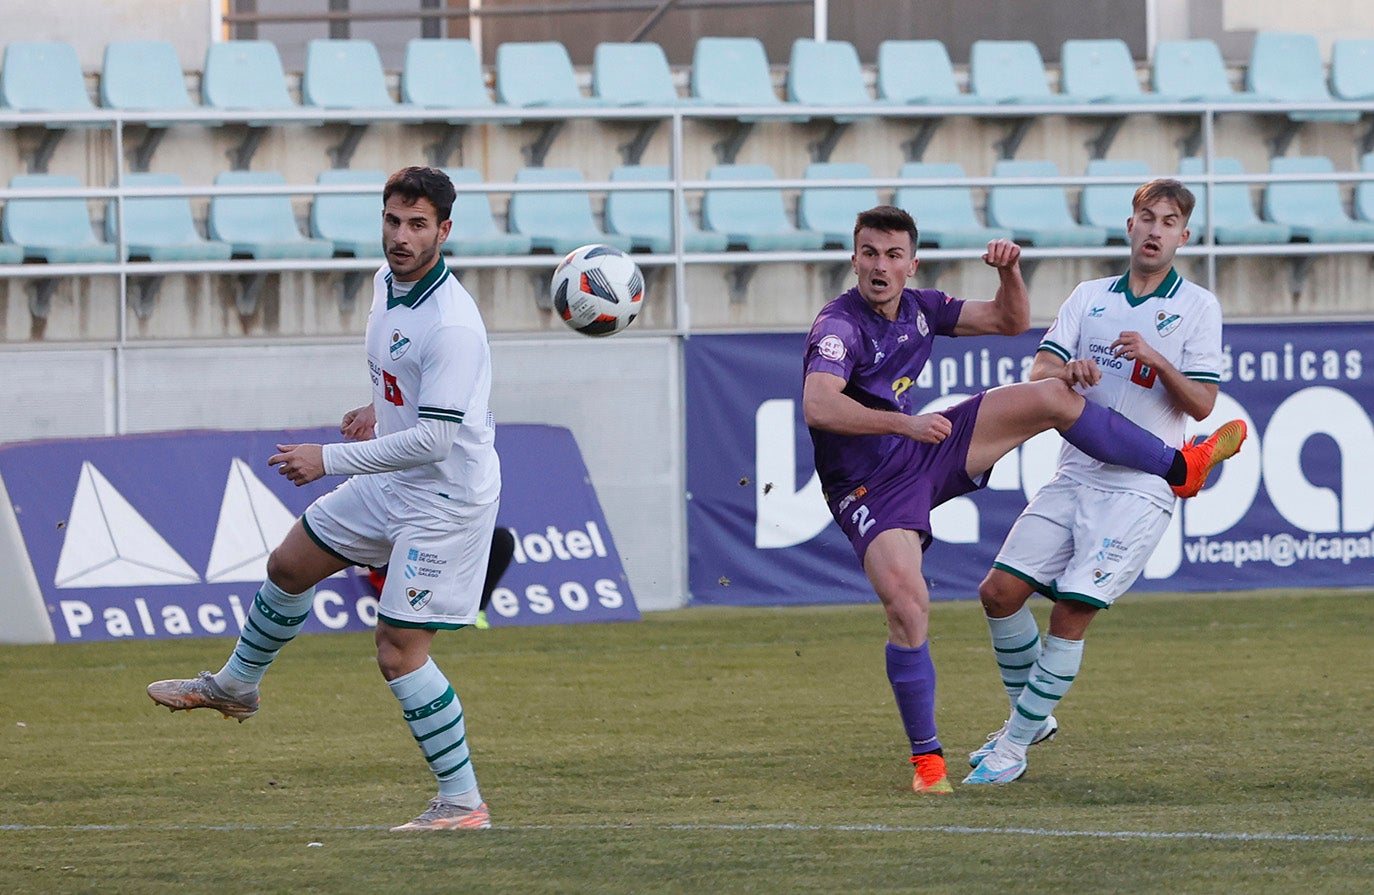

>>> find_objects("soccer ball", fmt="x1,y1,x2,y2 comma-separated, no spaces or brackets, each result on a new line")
550,244,644,337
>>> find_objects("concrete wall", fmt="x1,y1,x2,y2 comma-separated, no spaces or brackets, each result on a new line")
2,0,216,71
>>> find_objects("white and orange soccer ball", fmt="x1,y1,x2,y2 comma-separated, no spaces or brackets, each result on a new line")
550,244,644,337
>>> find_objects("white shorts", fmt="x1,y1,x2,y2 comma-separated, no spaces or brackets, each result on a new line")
303,473,499,629
992,473,1172,609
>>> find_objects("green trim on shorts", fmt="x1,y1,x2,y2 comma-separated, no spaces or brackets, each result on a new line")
991,561,1054,598
300,514,360,565
1050,585,1111,609
378,612,470,631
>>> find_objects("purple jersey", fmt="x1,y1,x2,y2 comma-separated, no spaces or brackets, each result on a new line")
804,286,965,497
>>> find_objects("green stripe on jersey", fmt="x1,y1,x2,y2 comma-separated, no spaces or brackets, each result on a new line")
1038,341,1072,363
418,405,465,424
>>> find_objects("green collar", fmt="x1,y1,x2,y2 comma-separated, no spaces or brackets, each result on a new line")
386,257,449,309
1109,267,1181,307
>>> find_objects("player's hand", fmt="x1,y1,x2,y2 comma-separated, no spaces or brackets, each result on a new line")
1060,358,1102,389
904,412,952,444
340,403,376,441
982,238,1022,270
269,443,326,486
1111,331,1163,369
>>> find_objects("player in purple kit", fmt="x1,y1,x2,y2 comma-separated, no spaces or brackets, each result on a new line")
803,205,1245,794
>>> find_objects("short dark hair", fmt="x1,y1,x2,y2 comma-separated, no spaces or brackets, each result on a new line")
383,166,456,222
853,205,919,252
1132,178,1195,222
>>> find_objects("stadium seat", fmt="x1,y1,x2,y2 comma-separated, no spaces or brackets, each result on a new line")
1177,157,1291,244
892,162,1012,249
1078,159,1153,242
604,165,728,253
302,39,397,111
1331,39,1374,101
0,240,21,264
593,42,686,106
507,167,632,254
986,160,1108,246
786,39,874,119
440,168,533,256
3,174,119,262
309,169,386,257
1246,32,1359,123
208,171,334,259
969,41,1078,104
1356,153,1374,223
1061,39,1175,104
0,42,97,173
105,173,232,261
202,40,301,119
876,40,982,105
690,36,808,119
1151,39,1268,103
100,40,196,116
700,164,826,251
1263,156,1374,242
403,39,499,113
496,41,604,107
797,162,881,247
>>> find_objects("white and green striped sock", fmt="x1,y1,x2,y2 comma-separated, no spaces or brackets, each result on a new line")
1007,634,1083,749
389,657,481,806
987,606,1042,714
215,579,314,696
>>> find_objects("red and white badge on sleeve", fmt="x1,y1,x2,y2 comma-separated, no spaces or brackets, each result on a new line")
817,334,846,361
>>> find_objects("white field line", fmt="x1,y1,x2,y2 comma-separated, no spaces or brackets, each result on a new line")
1,821,1369,843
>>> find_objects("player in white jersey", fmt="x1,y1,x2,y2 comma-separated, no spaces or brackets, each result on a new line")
148,167,501,831
962,179,1246,785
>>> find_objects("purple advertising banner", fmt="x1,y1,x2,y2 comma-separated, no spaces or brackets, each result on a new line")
0,423,636,643
686,323,1374,606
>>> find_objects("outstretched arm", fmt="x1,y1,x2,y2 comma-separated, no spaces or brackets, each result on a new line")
803,371,952,444
952,239,1031,337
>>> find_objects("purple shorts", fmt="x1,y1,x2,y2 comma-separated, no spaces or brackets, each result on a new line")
827,392,990,562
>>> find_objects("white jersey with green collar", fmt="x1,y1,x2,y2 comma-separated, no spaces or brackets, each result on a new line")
1039,268,1223,506
322,257,499,511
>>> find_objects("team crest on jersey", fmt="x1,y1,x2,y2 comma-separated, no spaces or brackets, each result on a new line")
405,587,432,610
915,310,929,337
390,329,411,359
818,334,846,361
1155,311,1182,337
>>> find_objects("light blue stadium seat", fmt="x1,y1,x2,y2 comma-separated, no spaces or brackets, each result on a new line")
970,40,1077,105
0,240,21,264
105,173,232,261
690,37,809,121
302,39,397,111
876,40,982,105
440,168,533,256
700,164,826,251
1061,39,1174,104
496,41,604,107
797,162,881,247
787,39,874,121
309,169,386,257
1177,157,1291,244
604,165,728,253
1263,156,1374,243
593,42,687,106
987,160,1108,246
4,174,119,263
1079,159,1153,242
1151,39,1268,103
403,39,502,118
508,167,632,254
203,40,301,118
1,41,94,114
1331,39,1374,101
1356,153,1374,223
893,162,1012,249
208,171,334,259
1247,32,1359,123
100,40,196,119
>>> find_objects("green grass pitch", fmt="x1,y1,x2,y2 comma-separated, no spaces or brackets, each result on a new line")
2,589,1371,894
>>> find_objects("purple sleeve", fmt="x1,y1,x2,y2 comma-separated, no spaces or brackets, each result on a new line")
921,289,966,336
804,313,861,380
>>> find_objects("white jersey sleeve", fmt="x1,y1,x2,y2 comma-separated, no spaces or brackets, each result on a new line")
322,417,462,475
415,323,489,427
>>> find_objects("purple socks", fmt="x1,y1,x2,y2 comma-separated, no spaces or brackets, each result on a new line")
1062,400,1176,477
885,641,941,755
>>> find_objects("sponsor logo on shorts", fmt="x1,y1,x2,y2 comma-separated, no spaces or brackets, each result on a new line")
407,548,448,566
818,334,846,361
406,587,432,610
1155,311,1182,337
390,329,412,359
1092,569,1113,588
837,485,868,513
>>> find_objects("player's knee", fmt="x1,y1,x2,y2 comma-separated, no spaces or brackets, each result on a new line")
265,548,308,595
977,573,1024,616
